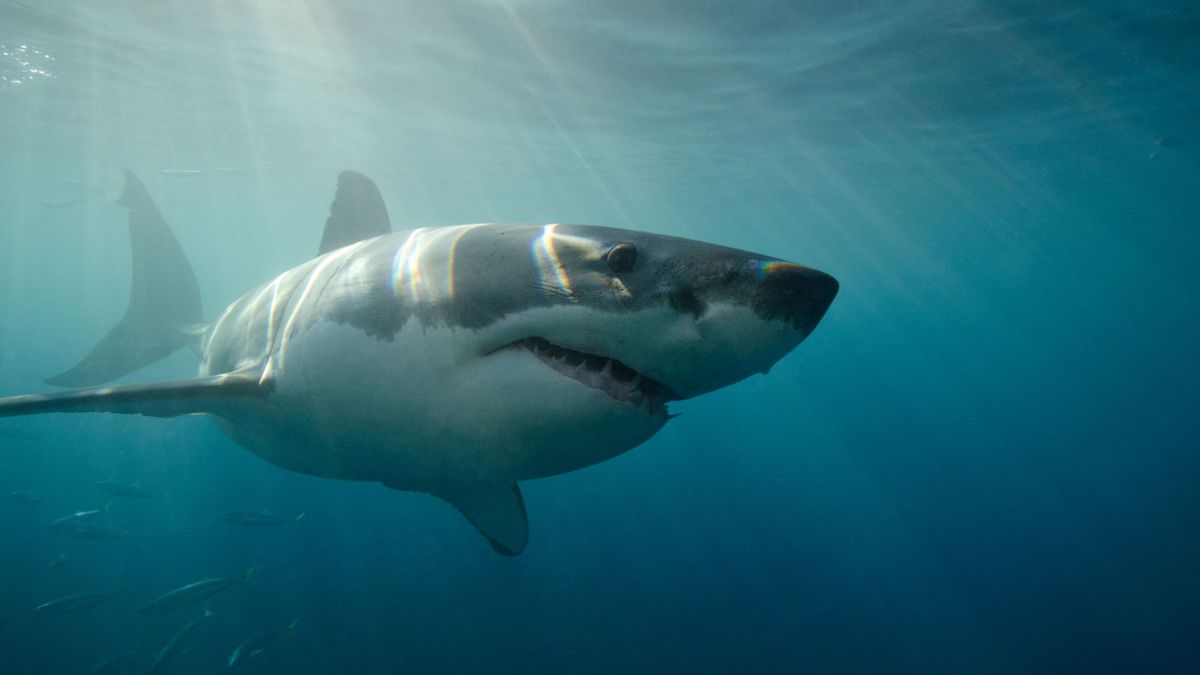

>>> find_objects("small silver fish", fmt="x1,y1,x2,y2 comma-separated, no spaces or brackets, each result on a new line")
221,510,305,527
36,197,87,209
12,491,41,506
90,651,139,675
227,617,300,669
33,590,120,615
150,608,215,673
47,509,127,540
159,167,248,177
139,566,255,614
94,480,165,499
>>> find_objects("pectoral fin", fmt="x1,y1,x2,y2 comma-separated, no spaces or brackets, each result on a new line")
0,370,269,419
434,483,529,556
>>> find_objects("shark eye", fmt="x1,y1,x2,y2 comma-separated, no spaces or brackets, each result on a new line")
606,243,637,273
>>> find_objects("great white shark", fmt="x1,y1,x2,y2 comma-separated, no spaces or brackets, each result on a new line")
0,171,838,555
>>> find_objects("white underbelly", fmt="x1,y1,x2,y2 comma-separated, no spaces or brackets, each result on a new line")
215,319,662,491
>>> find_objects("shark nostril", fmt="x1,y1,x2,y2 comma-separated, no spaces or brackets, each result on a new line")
754,264,838,335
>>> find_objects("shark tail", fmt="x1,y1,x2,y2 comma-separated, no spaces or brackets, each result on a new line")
45,170,203,387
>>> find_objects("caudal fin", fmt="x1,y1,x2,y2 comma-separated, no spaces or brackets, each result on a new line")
45,170,202,387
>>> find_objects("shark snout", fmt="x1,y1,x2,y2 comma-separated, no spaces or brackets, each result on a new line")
644,258,837,401
751,261,839,337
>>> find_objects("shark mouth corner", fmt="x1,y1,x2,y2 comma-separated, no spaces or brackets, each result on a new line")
499,337,673,415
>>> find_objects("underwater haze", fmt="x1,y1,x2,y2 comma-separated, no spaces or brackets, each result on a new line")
2,1,1199,673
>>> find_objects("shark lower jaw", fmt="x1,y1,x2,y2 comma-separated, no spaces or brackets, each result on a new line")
494,337,674,416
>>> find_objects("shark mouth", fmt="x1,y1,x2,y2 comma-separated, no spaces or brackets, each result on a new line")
502,337,672,415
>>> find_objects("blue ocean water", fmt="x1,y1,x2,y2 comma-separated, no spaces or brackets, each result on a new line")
1,1,1198,672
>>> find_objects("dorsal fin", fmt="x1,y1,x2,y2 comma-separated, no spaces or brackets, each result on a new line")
317,171,390,255
46,170,202,387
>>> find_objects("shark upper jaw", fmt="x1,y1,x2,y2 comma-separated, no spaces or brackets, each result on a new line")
493,337,676,417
